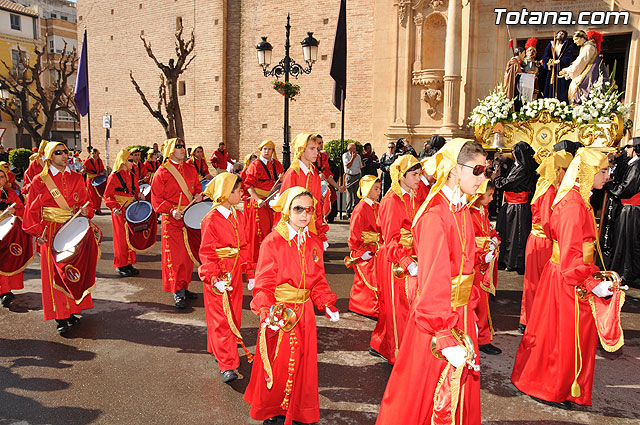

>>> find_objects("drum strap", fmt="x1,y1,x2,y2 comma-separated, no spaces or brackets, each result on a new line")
114,172,134,195
259,160,277,182
0,188,7,211
164,162,193,203
42,174,71,210
193,158,206,177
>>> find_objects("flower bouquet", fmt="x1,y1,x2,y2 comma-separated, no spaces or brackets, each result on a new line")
273,80,301,101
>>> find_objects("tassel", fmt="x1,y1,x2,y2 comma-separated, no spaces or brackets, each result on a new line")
571,381,581,398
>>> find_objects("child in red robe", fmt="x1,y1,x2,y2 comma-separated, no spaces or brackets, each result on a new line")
347,175,382,318
469,179,501,355
104,148,141,277
278,133,329,245
369,155,421,365
244,186,338,425
22,139,47,196
198,173,254,383
377,138,487,425
512,148,623,409
83,149,105,214
519,150,572,332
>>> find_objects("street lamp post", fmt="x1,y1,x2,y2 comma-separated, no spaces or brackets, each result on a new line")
256,13,318,169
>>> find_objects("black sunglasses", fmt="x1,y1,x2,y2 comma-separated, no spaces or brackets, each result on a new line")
625,144,634,149
175,144,186,149
458,163,486,176
53,149,69,156
292,205,314,214
127,159,134,162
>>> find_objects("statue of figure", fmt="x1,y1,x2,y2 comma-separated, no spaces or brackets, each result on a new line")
503,47,525,109
558,30,609,105
520,38,541,102
541,30,574,103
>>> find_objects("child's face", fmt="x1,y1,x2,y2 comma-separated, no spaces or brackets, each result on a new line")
367,181,381,200
477,189,494,207
228,186,242,206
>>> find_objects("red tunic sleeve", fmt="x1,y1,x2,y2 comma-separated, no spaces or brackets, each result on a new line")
5,188,25,217
150,168,174,214
83,158,97,174
104,170,135,211
251,233,280,314
537,185,556,238
348,202,378,257
378,194,413,265
552,192,599,289
198,209,229,284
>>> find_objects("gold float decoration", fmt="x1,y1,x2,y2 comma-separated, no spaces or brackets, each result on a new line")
474,110,624,153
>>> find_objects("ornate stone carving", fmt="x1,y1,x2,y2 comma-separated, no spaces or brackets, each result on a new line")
430,0,444,10
395,0,412,25
412,69,444,117
413,12,424,26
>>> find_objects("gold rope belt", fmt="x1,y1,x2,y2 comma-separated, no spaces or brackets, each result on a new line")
275,283,311,304
42,207,72,223
451,273,475,308
551,240,594,265
530,222,547,239
361,231,380,246
399,228,413,249
216,247,240,258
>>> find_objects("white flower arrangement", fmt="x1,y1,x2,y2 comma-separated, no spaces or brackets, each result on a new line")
518,98,573,121
572,77,632,124
467,86,515,128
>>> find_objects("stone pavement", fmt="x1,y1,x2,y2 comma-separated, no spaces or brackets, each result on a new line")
1,215,639,425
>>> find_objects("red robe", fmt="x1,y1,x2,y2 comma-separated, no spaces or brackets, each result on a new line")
150,161,201,293
279,161,329,241
22,168,95,321
104,170,139,267
377,192,481,425
512,187,601,405
132,161,148,183
520,184,556,326
83,157,105,211
347,199,380,317
416,176,431,205
145,160,161,182
0,188,26,293
244,157,284,262
22,157,44,195
190,157,211,181
314,151,336,214
210,148,232,170
198,207,254,371
244,228,337,425
470,206,499,345
370,190,416,365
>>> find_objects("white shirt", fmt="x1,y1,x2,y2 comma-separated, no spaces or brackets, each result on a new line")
298,159,313,175
287,222,309,245
629,156,639,165
400,187,413,197
342,151,363,175
215,205,233,219
260,156,272,165
364,197,374,206
420,175,431,186
50,165,71,176
441,184,467,210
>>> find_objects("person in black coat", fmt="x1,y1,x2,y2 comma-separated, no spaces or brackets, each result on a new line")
494,142,539,273
608,137,640,287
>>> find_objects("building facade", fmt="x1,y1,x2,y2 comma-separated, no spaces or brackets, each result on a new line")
76,0,640,168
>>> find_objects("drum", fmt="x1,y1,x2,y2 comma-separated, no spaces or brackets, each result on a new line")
92,175,108,197
0,215,16,241
183,201,213,230
139,183,152,198
125,200,154,232
200,179,211,193
52,216,90,263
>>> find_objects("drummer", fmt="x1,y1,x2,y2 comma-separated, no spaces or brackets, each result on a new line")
130,147,148,184
83,148,106,215
144,150,161,183
189,144,215,183
151,138,203,309
0,168,31,308
0,162,20,192
22,141,98,335
104,148,143,277
244,140,284,263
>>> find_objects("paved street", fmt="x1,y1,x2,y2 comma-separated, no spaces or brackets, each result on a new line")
1,215,639,425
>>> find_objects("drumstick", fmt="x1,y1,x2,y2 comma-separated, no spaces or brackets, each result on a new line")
0,202,16,219
345,178,360,190
57,201,90,236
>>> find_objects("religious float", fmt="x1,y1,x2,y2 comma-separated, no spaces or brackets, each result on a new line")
469,79,633,153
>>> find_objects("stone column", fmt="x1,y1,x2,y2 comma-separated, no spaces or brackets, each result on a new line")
413,13,424,72
440,0,462,134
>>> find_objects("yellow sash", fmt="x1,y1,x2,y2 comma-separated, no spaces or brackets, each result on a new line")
551,240,595,265
451,273,474,308
399,228,413,249
275,283,311,304
361,231,380,246
530,222,547,239
42,207,72,223
42,174,71,210
115,194,134,209
216,247,240,258
254,187,271,199
164,162,193,203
